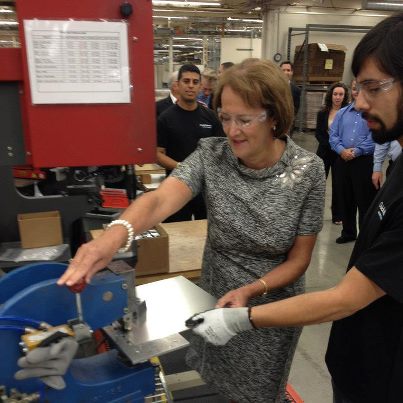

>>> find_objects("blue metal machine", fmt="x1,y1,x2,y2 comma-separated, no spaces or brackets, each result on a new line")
0,262,155,403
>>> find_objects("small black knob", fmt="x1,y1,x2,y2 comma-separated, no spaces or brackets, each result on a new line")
120,3,133,18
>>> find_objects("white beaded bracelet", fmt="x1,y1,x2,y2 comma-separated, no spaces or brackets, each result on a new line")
106,219,134,253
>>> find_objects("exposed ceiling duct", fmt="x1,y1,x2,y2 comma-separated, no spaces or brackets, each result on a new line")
362,1,403,11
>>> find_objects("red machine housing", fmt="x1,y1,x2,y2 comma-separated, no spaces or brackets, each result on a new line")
0,0,156,168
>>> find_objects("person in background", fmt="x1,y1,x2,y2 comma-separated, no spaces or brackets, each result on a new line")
349,78,357,102
196,67,217,109
217,61,234,77
156,63,224,222
54,60,325,402
188,12,403,403
372,140,402,188
315,82,349,225
280,60,301,116
156,71,179,117
329,79,377,243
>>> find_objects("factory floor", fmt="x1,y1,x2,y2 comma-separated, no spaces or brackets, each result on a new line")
158,131,356,403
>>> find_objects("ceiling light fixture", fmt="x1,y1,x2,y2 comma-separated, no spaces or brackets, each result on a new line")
227,17,262,23
226,28,249,32
153,15,188,19
0,21,18,26
174,37,204,41
287,10,389,17
152,0,220,6
363,1,403,9
160,44,203,48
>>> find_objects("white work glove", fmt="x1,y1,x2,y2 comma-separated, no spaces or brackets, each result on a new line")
186,307,253,346
14,337,79,390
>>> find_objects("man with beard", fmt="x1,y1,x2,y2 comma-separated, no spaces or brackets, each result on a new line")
157,64,224,222
329,79,377,243
188,13,403,403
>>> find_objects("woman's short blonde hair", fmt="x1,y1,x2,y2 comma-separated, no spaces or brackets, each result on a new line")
213,59,294,136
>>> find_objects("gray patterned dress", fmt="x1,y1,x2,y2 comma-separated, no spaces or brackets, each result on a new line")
171,137,325,403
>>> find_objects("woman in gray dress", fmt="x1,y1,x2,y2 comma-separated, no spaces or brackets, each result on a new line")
58,60,325,402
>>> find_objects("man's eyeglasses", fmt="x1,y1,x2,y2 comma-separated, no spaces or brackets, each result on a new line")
217,109,267,129
355,78,396,98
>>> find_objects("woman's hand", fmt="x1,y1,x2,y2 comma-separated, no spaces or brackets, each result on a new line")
57,225,126,286
216,286,253,308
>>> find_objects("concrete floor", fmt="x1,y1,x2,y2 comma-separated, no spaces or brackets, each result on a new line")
288,131,355,403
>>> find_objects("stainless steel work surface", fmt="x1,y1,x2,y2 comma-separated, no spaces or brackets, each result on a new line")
104,330,189,365
134,275,216,342
104,276,216,364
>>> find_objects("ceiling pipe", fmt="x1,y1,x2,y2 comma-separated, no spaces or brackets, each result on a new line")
362,1,403,11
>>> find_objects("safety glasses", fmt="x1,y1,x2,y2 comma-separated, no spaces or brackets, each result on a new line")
217,108,267,129
355,78,396,99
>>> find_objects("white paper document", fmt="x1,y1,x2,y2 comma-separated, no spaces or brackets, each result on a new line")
24,19,130,104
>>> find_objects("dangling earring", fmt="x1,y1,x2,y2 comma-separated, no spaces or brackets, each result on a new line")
272,125,278,139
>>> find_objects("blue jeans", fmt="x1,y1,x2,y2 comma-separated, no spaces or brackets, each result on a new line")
332,380,356,403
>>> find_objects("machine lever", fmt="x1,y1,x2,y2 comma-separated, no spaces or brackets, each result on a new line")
68,279,86,322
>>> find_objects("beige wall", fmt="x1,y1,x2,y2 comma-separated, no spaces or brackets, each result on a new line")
262,9,392,84
220,37,262,64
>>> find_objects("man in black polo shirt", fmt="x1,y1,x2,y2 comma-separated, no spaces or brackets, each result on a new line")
188,13,403,403
157,64,224,222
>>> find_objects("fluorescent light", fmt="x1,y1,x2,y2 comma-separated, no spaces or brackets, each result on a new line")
0,21,18,26
370,2,403,6
289,10,389,17
161,44,203,48
175,37,204,41
227,17,262,23
153,15,188,19
357,12,390,16
290,11,332,15
153,0,220,6
154,49,183,53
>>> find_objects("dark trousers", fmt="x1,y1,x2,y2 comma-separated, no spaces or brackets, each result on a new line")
163,193,207,223
317,147,342,222
386,159,394,177
332,380,356,403
334,155,377,239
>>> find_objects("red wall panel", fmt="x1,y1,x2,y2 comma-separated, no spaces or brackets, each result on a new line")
14,0,156,167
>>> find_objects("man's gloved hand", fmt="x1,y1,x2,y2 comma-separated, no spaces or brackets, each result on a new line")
14,337,79,390
186,307,253,346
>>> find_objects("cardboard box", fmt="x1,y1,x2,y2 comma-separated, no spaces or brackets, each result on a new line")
135,225,169,276
90,224,169,276
293,43,347,83
135,164,165,175
137,173,152,184
304,90,327,129
18,211,63,249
